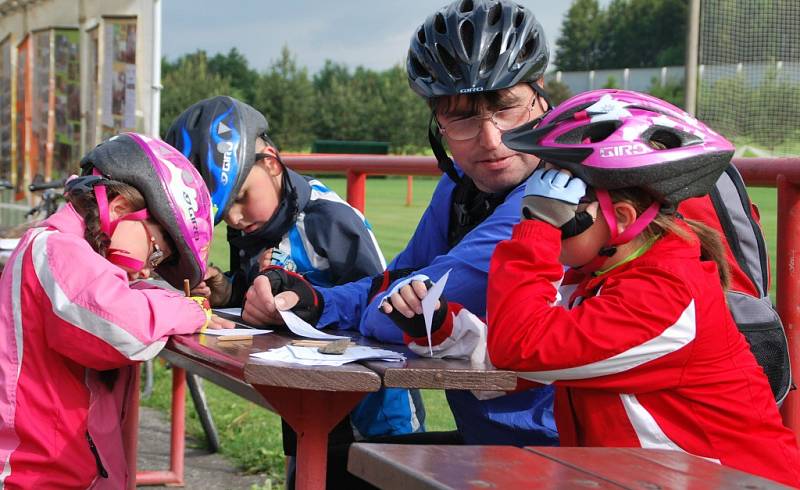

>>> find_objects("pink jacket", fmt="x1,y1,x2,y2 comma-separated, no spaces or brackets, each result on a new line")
0,205,206,489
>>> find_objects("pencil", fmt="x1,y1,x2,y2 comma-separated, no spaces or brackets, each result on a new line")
185,279,207,334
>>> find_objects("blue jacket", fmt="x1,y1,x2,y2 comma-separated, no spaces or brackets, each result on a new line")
226,169,423,439
319,173,558,446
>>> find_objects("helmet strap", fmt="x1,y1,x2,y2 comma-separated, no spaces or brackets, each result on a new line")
530,82,553,112
428,114,461,184
578,189,660,273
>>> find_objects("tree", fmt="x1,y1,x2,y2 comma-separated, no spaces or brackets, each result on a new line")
207,48,259,101
555,0,605,71
252,46,315,151
555,0,687,70
159,51,239,138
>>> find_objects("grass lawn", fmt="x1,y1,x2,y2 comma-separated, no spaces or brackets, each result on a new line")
144,176,783,488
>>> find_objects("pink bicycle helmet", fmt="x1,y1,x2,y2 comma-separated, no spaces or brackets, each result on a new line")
76,133,213,288
502,89,734,208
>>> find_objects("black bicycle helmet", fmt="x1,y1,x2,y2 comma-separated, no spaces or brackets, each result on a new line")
164,96,268,224
407,0,549,99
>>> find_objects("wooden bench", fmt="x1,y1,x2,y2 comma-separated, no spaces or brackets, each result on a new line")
348,443,791,489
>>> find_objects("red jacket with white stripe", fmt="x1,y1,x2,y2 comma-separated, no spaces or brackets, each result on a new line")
487,219,800,487
0,205,206,489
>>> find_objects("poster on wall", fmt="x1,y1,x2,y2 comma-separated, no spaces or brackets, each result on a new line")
32,30,50,180
101,18,136,139
53,29,80,176
14,36,29,198
0,36,12,184
85,27,98,151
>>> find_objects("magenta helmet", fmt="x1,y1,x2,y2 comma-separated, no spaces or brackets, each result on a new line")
502,89,734,207
79,133,213,288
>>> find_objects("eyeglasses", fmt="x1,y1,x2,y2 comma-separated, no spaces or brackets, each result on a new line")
141,222,168,269
436,93,539,141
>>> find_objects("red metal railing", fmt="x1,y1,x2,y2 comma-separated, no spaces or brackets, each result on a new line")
134,154,800,487
282,154,800,440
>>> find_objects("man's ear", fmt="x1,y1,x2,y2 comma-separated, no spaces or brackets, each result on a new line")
613,201,639,235
108,194,134,220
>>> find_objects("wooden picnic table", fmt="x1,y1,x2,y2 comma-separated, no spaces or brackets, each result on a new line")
348,443,792,489
130,328,517,490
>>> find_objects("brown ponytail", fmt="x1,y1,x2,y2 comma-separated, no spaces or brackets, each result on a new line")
609,188,731,290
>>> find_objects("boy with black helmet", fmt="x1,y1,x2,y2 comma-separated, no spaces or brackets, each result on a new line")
165,96,424,487
243,0,558,449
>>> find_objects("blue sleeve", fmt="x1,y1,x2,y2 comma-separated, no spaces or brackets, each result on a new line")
317,177,454,332
361,182,525,344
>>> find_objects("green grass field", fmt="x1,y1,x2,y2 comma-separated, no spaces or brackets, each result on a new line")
144,178,783,488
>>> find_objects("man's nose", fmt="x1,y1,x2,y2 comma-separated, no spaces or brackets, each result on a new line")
478,118,503,149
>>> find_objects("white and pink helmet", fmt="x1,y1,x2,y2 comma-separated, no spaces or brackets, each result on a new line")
502,89,734,208
76,133,213,288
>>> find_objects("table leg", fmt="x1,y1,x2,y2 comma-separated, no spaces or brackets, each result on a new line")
253,387,365,490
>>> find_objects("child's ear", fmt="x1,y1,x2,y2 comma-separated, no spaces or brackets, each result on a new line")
257,146,283,177
613,201,639,234
108,194,134,220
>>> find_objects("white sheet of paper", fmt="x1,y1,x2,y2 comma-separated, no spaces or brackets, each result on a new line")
279,310,350,340
421,269,451,356
213,307,243,316
201,328,271,336
250,345,404,367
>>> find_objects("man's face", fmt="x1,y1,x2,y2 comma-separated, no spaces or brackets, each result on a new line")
435,83,547,193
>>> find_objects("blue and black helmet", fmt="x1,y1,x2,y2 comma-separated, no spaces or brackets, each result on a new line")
165,96,268,224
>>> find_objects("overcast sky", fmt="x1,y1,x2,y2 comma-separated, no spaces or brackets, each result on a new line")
162,0,601,74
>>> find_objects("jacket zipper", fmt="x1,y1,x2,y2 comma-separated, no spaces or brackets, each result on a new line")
86,431,109,478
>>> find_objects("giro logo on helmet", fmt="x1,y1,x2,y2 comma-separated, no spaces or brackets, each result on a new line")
458,86,485,94
182,190,201,240
598,143,649,158
216,140,235,185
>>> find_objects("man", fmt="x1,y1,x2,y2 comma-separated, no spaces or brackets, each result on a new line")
244,0,558,448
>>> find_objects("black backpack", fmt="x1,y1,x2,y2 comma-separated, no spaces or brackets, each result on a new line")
679,164,791,404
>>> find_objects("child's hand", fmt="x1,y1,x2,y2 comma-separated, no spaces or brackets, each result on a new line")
192,266,232,307
522,168,595,238
243,267,323,326
257,249,273,272
206,314,235,329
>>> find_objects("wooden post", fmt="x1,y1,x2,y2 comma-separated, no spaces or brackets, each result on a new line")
406,175,413,206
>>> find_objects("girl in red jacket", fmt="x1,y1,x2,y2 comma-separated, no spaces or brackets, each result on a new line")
383,90,800,487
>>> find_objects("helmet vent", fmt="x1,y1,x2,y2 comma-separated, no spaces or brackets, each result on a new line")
436,44,461,79
460,20,474,57
488,2,502,25
517,33,534,61
417,27,426,44
409,52,431,79
460,0,474,13
435,13,447,34
556,121,620,144
514,7,526,28
480,34,501,76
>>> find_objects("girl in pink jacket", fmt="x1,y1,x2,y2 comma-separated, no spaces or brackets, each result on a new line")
0,133,225,488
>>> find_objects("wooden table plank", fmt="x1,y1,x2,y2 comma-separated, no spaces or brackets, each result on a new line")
364,356,518,391
525,447,791,489
348,443,625,490
169,332,382,392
